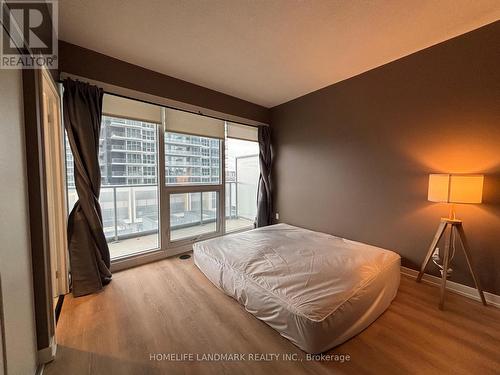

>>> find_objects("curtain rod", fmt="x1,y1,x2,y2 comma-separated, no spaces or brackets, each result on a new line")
59,72,268,129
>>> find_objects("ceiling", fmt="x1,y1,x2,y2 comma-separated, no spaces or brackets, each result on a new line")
58,0,500,108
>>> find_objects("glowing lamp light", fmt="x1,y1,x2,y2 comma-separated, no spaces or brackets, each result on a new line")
428,174,483,203
428,174,483,218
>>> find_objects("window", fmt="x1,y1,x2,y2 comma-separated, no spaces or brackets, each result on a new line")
127,140,141,151
127,165,141,176
144,166,156,176
170,191,219,241
143,142,155,152
163,108,224,243
143,154,155,164
126,153,141,164
65,93,263,263
89,112,160,259
142,130,155,140
127,178,141,185
164,132,221,186
126,128,141,139
101,115,159,258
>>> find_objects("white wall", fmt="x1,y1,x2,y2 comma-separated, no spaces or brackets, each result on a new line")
0,69,38,375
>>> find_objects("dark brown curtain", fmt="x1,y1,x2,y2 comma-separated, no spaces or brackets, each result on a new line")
255,125,272,227
63,79,111,297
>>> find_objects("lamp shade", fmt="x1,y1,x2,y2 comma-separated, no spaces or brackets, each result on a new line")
428,174,483,204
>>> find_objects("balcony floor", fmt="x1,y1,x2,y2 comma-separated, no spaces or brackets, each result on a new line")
109,217,254,259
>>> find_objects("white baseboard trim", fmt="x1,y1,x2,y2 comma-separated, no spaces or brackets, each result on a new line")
401,266,500,308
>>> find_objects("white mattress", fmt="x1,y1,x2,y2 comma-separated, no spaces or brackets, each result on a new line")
193,223,401,353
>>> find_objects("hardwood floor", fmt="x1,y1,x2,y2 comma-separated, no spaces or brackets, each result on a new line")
45,254,500,375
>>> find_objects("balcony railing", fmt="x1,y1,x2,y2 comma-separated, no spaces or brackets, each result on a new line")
165,149,203,156
164,137,202,146
67,181,256,245
110,132,126,138
67,184,159,242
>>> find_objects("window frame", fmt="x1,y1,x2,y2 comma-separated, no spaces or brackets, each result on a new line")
160,120,225,251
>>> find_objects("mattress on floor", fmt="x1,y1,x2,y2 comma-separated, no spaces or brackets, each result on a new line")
193,223,401,353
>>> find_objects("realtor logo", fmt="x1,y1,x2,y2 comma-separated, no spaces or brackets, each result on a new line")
1,0,58,69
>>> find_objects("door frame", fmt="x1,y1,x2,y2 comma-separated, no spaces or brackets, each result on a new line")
22,67,57,364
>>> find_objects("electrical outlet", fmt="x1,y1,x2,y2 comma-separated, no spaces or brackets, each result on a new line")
432,247,440,262
275,212,280,220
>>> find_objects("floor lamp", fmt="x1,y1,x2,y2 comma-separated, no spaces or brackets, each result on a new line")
417,174,487,309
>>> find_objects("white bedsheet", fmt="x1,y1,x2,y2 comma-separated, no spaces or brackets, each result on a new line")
193,223,401,353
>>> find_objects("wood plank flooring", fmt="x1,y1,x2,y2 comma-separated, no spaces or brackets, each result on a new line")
44,254,500,375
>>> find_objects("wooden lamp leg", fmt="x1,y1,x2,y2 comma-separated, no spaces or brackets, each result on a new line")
418,219,487,309
417,221,447,282
455,224,487,306
439,225,453,310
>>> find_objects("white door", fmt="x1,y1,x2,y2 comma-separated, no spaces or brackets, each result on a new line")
40,68,70,299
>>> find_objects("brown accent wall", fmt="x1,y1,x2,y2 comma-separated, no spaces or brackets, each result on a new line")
58,41,270,124
270,21,500,294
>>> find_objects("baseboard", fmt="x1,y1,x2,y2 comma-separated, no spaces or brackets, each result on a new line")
401,266,500,308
